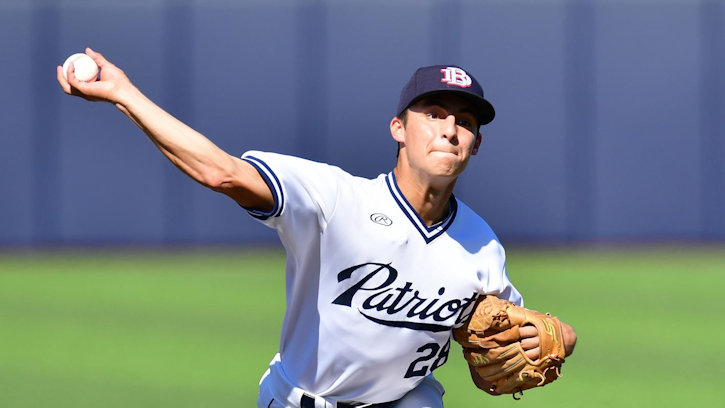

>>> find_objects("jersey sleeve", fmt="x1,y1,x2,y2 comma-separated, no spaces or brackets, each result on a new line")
240,150,341,231
453,200,524,307
482,239,523,307
498,259,524,307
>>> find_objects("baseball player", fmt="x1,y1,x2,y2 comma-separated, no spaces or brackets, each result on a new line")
57,49,577,407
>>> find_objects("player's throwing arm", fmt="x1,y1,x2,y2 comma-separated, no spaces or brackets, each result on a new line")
56,48,274,212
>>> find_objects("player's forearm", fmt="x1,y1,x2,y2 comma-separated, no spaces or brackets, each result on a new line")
113,85,238,189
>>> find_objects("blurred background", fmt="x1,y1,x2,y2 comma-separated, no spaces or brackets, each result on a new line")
1,0,723,246
1,0,724,407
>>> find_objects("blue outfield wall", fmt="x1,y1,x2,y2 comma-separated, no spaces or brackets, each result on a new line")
0,0,723,246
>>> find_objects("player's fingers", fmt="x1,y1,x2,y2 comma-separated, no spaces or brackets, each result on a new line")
56,66,72,94
62,65,101,100
519,325,537,339
67,60,75,78
520,336,539,350
524,346,540,361
63,62,89,95
65,61,83,88
85,48,129,86
86,47,111,69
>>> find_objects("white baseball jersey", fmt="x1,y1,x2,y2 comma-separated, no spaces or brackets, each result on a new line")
242,151,522,407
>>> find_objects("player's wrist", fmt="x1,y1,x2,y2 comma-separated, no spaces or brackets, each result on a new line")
113,84,147,113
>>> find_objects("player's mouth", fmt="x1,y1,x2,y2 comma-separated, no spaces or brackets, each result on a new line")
430,150,459,157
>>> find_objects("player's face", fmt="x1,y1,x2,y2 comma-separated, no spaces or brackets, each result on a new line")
392,95,482,180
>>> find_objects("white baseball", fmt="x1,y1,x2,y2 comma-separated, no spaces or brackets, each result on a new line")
62,53,99,82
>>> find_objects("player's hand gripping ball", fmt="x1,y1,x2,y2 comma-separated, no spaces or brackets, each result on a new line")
452,295,566,399
62,53,99,82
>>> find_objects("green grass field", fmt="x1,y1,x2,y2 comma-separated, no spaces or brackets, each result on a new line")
1,245,724,407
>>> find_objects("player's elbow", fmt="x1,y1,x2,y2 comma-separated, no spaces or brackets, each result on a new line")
203,170,237,193
197,156,241,192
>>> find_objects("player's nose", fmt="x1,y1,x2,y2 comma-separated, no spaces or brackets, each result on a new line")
441,114,458,141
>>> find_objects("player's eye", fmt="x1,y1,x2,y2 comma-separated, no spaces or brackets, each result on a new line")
456,115,477,131
426,112,440,119
456,119,472,128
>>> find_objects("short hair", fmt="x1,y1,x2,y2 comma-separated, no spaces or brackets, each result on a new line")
395,110,408,157
398,109,409,127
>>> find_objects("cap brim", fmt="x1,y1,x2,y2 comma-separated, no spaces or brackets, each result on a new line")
470,97,495,126
402,90,495,127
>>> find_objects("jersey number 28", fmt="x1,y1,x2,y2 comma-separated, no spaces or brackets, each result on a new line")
404,338,450,378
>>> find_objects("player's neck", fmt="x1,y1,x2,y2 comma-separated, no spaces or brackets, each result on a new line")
393,166,456,226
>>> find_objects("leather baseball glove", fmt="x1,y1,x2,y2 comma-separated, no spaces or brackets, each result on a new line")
452,295,566,399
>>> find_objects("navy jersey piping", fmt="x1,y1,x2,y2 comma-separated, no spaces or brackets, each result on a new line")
241,156,284,219
385,172,457,244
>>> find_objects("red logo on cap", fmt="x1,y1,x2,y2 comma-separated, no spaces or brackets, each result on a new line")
440,67,472,88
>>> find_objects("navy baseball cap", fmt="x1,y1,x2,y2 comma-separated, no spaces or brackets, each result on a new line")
397,65,495,126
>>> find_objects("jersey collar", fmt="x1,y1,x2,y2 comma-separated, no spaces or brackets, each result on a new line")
385,172,458,244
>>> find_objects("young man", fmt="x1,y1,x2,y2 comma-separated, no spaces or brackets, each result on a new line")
58,50,576,408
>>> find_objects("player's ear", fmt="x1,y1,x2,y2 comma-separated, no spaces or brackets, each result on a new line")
472,131,482,155
390,116,405,143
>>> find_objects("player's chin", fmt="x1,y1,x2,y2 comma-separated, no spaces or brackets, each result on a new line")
429,164,464,179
